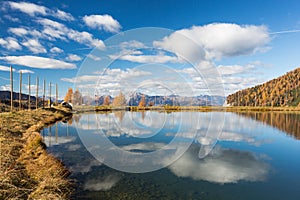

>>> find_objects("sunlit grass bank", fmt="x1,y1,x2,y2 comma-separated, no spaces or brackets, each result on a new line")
0,107,72,199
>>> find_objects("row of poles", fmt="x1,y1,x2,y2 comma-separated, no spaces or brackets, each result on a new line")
9,66,58,112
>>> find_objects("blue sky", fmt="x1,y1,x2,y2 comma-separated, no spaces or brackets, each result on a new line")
0,0,300,98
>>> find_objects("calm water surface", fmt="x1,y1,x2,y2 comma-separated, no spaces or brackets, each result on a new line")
41,111,300,200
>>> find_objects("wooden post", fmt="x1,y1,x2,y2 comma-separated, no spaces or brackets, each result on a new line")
36,76,39,109
19,71,22,110
10,66,13,112
49,82,51,108
56,83,58,105
43,79,45,109
28,74,31,110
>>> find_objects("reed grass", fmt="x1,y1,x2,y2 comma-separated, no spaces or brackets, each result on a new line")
0,107,72,199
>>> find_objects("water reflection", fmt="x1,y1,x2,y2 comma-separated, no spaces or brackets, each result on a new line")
84,174,121,191
237,112,300,139
169,145,270,184
41,111,300,199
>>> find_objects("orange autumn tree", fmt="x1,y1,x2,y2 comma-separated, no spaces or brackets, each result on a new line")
103,95,110,105
138,95,146,107
73,89,83,105
64,88,73,103
112,91,126,106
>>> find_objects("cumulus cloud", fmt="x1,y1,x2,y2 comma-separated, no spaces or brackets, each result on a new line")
0,84,11,91
8,27,28,36
61,75,99,83
7,1,47,16
22,38,47,54
83,14,121,33
87,54,101,61
0,55,76,69
168,146,270,184
50,47,63,53
119,40,146,49
66,54,82,61
0,65,15,72
6,1,74,21
8,27,43,38
0,37,22,51
217,64,256,75
155,23,270,60
117,54,180,64
52,9,74,21
36,18,105,48
61,68,151,84
3,14,20,22
18,69,34,74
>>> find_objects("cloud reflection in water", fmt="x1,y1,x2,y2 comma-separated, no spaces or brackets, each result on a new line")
168,146,270,184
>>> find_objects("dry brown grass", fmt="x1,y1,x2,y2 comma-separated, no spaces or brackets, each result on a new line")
0,107,72,199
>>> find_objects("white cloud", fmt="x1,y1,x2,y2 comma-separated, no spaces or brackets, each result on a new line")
61,75,98,83
87,54,101,61
68,30,105,49
7,1,74,21
37,18,105,48
50,47,63,53
22,38,47,54
155,23,270,60
0,65,15,72
7,1,47,16
0,55,76,69
8,27,28,36
83,14,121,33
52,9,74,21
154,32,206,63
8,27,43,39
0,84,11,91
117,54,180,64
66,54,82,61
168,147,270,184
3,14,20,22
217,64,256,75
62,68,152,84
0,37,22,51
18,69,34,74
119,40,146,49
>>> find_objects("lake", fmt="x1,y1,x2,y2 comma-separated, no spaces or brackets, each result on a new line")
41,111,300,200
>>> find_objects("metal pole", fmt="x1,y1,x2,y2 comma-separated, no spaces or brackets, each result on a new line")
56,83,58,105
19,71,22,110
43,79,45,109
28,74,31,110
49,82,51,108
10,66,13,112
36,76,39,109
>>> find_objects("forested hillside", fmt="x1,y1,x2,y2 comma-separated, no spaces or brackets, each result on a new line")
227,68,300,107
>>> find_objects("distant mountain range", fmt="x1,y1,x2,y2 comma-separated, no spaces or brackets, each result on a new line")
0,91,37,101
226,68,300,107
96,93,226,106
0,91,59,102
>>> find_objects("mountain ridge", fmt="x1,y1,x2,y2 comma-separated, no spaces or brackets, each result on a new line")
226,67,300,107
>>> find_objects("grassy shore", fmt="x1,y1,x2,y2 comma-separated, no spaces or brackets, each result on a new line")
0,107,72,199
